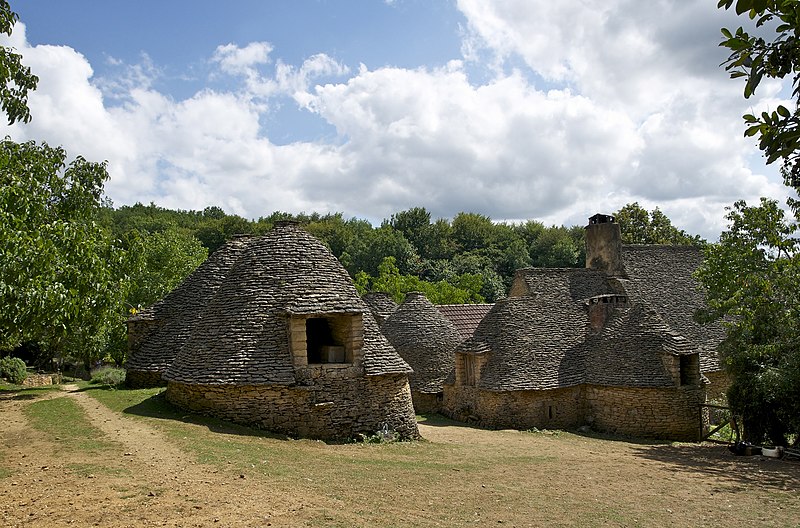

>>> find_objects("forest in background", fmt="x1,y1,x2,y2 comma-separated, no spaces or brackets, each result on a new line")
103,200,703,307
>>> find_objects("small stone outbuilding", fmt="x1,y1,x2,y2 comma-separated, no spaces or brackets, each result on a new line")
442,214,724,441
362,292,398,326
125,235,256,388
381,292,463,413
163,221,419,441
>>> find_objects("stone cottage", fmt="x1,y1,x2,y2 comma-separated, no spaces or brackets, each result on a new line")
442,214,724,441
163,221,419,441
125,235,257,388
362,292,398,326
381,292,463,413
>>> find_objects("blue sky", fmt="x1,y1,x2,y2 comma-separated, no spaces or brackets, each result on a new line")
3,0,792,238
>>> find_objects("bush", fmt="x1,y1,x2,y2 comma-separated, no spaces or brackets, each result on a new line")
0,356,28,385
89,366,126,387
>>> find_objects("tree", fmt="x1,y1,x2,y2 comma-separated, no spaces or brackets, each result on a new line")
718,0,800,193
0,0,37,124
0,1,125,369
614,202,704,245
0,140,127,368
695,198,800,445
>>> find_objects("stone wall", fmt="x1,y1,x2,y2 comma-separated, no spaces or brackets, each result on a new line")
21,373,62,387
442,383,704,440
126,369,166,389
583,385,703,440
166,371,419,441
411,391,442,414
442,385,585,430
703,370,730,403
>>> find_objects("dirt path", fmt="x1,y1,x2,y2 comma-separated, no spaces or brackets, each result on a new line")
0,387,308,527
2,386,799,527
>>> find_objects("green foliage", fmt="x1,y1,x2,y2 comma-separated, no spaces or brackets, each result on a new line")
718,0,800,192
89,366,126,387
24,396,114,452
0,355,26,384
357,256,485,305
0,140,128,368
0,1,38,125
614,203,705,245
696,198,800,445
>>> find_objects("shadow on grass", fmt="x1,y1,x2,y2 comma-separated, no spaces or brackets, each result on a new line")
416,413,480,428
0,384,63,401
80,386,292,441
629,442,800,492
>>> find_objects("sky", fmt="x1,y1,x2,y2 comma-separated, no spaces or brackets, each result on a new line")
1,0,793,240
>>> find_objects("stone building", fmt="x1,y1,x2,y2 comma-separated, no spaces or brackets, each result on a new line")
163,221,419,441
125,235,256,388
381,292,463,413
362,292,398,326
442,214,724,441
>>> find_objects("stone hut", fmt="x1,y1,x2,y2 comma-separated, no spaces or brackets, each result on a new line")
381,292,463,413
125,235,256,388
163,221,419,441
362,292,398,326
441,214,722,441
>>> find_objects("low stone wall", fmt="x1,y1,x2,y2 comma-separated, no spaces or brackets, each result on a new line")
442,383,704,440
125,369,166,388
411,391,442,414
703,370,730,403
21,373,62,387
584,385,703,441
166,372,419,441
442,384,584,430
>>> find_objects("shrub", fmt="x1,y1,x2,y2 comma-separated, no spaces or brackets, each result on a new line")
0,356,28,385
89,366,126,387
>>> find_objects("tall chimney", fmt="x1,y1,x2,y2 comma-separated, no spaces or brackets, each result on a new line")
585,214,624,276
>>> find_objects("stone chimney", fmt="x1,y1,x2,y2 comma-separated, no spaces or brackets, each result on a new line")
585,214,624,276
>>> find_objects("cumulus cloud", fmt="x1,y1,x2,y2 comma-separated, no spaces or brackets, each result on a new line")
1,3,791,240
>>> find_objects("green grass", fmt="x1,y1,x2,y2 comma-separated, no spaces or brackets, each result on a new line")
23,396,115,452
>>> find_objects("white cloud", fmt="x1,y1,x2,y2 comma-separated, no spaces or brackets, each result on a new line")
1,5,791,241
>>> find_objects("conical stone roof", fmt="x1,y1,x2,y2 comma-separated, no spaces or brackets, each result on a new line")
381,292,462,393
164,222,411,385
125,235,257,374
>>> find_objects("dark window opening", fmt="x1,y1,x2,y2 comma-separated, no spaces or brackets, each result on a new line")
306,317,343,364
548,405,553,419
680,354,698,386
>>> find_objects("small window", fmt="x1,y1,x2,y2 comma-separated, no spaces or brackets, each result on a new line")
679,354,699,386
306,317,344,364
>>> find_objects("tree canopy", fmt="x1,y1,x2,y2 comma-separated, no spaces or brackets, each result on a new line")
718,0,800,192
696,198,800,445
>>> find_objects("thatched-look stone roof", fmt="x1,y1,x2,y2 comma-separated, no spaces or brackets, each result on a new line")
620,245,724,373
455,266,699,391
381,292,462,393
125,235,257,375
586,303,697,387
164,222,411,385
362,292,398,325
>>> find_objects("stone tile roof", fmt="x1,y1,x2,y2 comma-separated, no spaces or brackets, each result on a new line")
436,304,494,339
125,235,257,373
164,222,411,385
362,292,398,325
586,303,696,387
509,267,623,300
620,245,724,372
456,266,699,391
457,295,588,391
381,292,463,393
